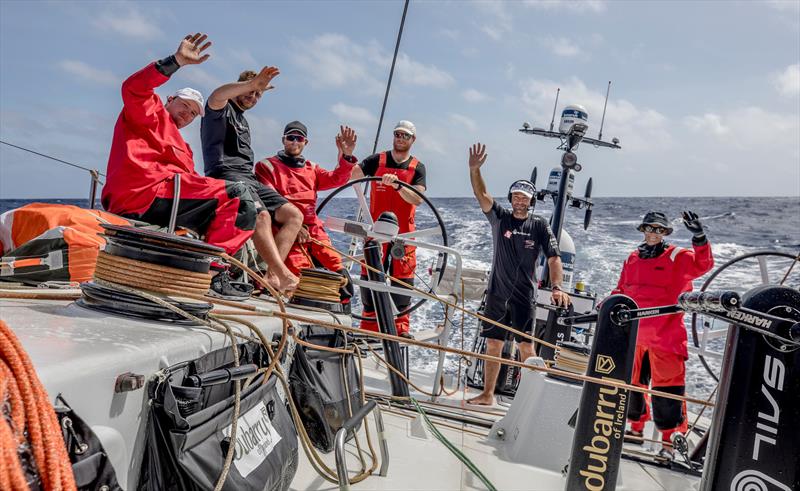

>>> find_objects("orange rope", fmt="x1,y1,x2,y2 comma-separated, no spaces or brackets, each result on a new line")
0,320,76,491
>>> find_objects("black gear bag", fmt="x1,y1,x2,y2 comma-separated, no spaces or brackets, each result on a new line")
138,342,298,491
54,395,122,491
289,325,362,453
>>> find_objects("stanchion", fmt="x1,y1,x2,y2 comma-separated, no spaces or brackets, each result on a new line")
700,285,800,491
363,239,409,398
565,294,638,491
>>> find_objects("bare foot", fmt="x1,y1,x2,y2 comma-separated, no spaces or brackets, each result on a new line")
466,393,494,406
266,273,282,291
275,270,299,293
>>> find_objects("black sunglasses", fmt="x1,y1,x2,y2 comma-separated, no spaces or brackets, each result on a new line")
643,225,667,234
284,134,306,143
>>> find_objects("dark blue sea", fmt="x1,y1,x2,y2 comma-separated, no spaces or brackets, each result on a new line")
2,196,799,404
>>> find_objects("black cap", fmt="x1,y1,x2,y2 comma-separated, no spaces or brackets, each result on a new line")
283,121,308,138
637,211,673,235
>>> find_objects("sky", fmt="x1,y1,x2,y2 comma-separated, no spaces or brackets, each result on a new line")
1,0,799,199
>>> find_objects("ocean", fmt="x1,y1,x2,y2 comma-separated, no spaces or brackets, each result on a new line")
2,196,799,409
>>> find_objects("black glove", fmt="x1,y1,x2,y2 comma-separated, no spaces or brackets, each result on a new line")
682,210,706,245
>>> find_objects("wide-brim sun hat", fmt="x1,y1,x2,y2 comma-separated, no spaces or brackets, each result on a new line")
637,210,673,235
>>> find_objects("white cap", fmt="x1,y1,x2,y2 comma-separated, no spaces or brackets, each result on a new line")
172,87,205,116
393,120,416,136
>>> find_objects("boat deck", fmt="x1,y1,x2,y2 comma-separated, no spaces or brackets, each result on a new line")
1,292,700,490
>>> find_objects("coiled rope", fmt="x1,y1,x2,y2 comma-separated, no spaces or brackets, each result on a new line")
0,320,76,491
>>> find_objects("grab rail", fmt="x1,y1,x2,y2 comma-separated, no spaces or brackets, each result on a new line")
335,400,389,490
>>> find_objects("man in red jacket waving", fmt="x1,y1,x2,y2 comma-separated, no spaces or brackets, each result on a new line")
255,122,358,282
101,33,260,298
612,210,714,456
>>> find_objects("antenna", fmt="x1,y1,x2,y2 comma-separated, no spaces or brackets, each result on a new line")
548,88,561,132
597,81,611,141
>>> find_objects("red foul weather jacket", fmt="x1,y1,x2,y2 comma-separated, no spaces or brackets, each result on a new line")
254,154,355,232
101,63,197,215
368,152,419,278
612,242,714,358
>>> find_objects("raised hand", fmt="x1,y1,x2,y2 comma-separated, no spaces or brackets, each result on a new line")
250,66,280,92
468,143,487,170
175,33,212,66
335,126,357,156
682,210,704,237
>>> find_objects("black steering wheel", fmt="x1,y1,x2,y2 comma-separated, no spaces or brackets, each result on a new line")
690,250,799,381
316,176,449,321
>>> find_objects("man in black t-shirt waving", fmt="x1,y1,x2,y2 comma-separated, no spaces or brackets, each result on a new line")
350,121,426,337
201,67,303,292
466,143,571,406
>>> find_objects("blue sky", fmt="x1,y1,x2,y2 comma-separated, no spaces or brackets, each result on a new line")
1,0,798,199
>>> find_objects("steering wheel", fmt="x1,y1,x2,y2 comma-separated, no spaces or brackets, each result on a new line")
690,250,799,381
316,176,449,321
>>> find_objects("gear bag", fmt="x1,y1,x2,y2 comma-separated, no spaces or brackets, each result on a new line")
54,395,122,491
289,325,362,453
138,342,298,491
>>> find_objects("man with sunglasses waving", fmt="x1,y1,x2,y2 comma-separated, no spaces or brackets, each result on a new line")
612,210,713,457
201,67,303,293
255,122,358,304
465,143,571,406
350,121,427,338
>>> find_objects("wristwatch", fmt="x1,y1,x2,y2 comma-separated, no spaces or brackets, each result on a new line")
392,183,401,191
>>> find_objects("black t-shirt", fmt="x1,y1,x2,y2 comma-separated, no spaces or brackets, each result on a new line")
359,152,426,187
485,200,560,303
201,101,254,177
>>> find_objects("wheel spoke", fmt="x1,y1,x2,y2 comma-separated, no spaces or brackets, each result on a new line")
757,256,770,285
353,183,373,226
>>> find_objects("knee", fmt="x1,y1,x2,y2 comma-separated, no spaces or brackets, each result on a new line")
277,203,303,226
486,339,504,355
255,210,272,230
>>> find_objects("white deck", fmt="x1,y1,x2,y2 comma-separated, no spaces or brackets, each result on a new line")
1,293,700,490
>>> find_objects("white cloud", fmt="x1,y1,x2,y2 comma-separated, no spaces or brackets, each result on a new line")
773,64,800,97
292,33,454,93
474,1,512,41
765,0,800,12
541,36,582,57
330,103,377,127
58,60,119,86
524,0,607,13
439,28,460,40
92,7,162,40
519,77,672,152
462,89,490,103
292,34,386,94
716,106,800,149
396,54,455,88
228,49,259,70
449,113,478,132
176,67,223,92
684,113,729,136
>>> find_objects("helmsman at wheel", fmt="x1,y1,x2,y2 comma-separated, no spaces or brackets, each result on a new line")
465,143,571,406
350,121,427,338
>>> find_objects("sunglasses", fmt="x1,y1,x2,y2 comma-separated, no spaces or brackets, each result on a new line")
393,131,413,140
284,134,306,143
643,225,668,234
